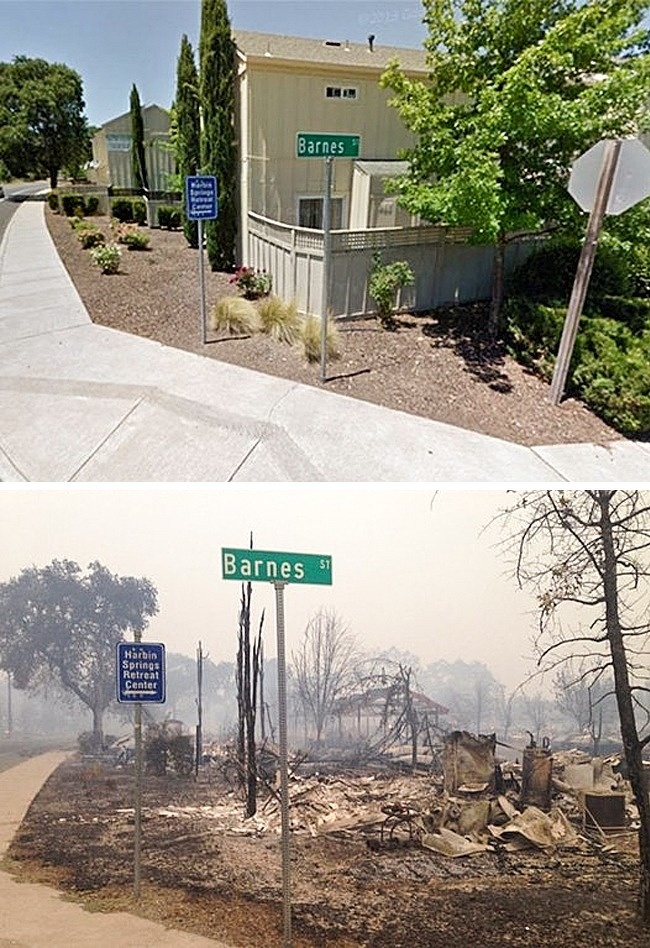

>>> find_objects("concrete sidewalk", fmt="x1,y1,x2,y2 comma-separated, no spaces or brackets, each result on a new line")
0,753,231,947
1,202,648,482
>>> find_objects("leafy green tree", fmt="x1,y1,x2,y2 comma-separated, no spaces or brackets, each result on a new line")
0,56,90,188
175,34,201,248
0,559,158,749
381,0,650,334
129,83,149,193
199,0,237,270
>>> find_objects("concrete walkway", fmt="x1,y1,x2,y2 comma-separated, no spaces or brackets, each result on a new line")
0,752,231,946
1,202,648,482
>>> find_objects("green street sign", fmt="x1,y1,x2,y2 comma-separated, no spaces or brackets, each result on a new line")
296,132,361,159
222,548,332,585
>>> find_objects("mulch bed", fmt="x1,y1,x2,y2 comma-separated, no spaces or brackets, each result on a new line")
45,207,623,447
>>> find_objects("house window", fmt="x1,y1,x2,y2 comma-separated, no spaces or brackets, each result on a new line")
325,86,358,100
299,197,344,230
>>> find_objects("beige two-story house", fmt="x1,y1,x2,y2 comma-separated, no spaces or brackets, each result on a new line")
234,30,428,248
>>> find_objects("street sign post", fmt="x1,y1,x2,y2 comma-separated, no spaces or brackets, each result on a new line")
550,138,650,405
296,133,361,381
222,546,333,946
116,638,166,901
185,175,219,344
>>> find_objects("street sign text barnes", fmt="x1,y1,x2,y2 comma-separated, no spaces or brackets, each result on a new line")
222,548,332,585
296,132,360,159
116,642,166,703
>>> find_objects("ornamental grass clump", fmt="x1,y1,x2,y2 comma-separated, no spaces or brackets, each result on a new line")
300,314,340,363
90,242,121,274
257,295,302,344
209,296,260,335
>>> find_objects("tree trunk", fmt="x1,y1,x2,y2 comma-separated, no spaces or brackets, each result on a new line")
92,706,104,750
599,493,650,924
49,168,58,190
488,233,507,337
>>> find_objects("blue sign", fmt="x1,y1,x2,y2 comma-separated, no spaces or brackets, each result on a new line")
185,175,218,220
116,642,166,703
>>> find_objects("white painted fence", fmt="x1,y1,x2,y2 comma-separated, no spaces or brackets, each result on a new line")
247,211,536,318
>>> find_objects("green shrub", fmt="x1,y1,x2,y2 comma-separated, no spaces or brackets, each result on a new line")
61,193,86,217
504,297,566,379
209,296,260,335
110,198,133,222
158,204,182,229
85,195,99,216
60,193,101,217
230,266,272,299
572,318,650,435
258,296,302,344
77,226,105,249
507,236,630,309
300,314,341,363
90,242,121,274
506,295,650,436
132,198,146,225
368,252,415,328
110,197,146,224
114,222,150,250
598,295,650,334
47,191,59,212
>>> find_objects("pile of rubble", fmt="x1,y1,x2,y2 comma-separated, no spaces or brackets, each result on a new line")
150,732,642,860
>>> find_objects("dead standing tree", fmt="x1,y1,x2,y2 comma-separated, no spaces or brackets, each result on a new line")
498,489,650,926
292,609,357,746
236,577,265,818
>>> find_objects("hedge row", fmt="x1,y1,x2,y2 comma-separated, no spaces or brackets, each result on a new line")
505,237,650,436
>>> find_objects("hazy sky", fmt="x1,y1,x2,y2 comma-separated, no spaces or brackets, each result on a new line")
0,486,549,691
0,0,429,126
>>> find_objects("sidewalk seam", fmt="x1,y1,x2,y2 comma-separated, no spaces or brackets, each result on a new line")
67,396,146,481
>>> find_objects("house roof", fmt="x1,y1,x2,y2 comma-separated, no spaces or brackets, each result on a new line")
355,160,410,177
334,687,449,716
99,103,170,131
233,30,428,75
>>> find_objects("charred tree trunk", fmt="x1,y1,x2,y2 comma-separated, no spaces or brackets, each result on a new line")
598,493,650,924
236,562,265,819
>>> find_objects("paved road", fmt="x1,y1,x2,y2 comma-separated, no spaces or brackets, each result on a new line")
0,179,48,248
0,752,232,946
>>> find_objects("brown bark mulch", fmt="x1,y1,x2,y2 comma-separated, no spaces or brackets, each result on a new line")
45,208,623,447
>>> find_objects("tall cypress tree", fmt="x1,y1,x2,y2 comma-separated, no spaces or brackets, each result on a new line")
129,83,149,193
175,35,201,248
199,0,237,271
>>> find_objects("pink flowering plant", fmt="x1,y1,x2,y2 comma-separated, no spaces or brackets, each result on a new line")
230,266,272,300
